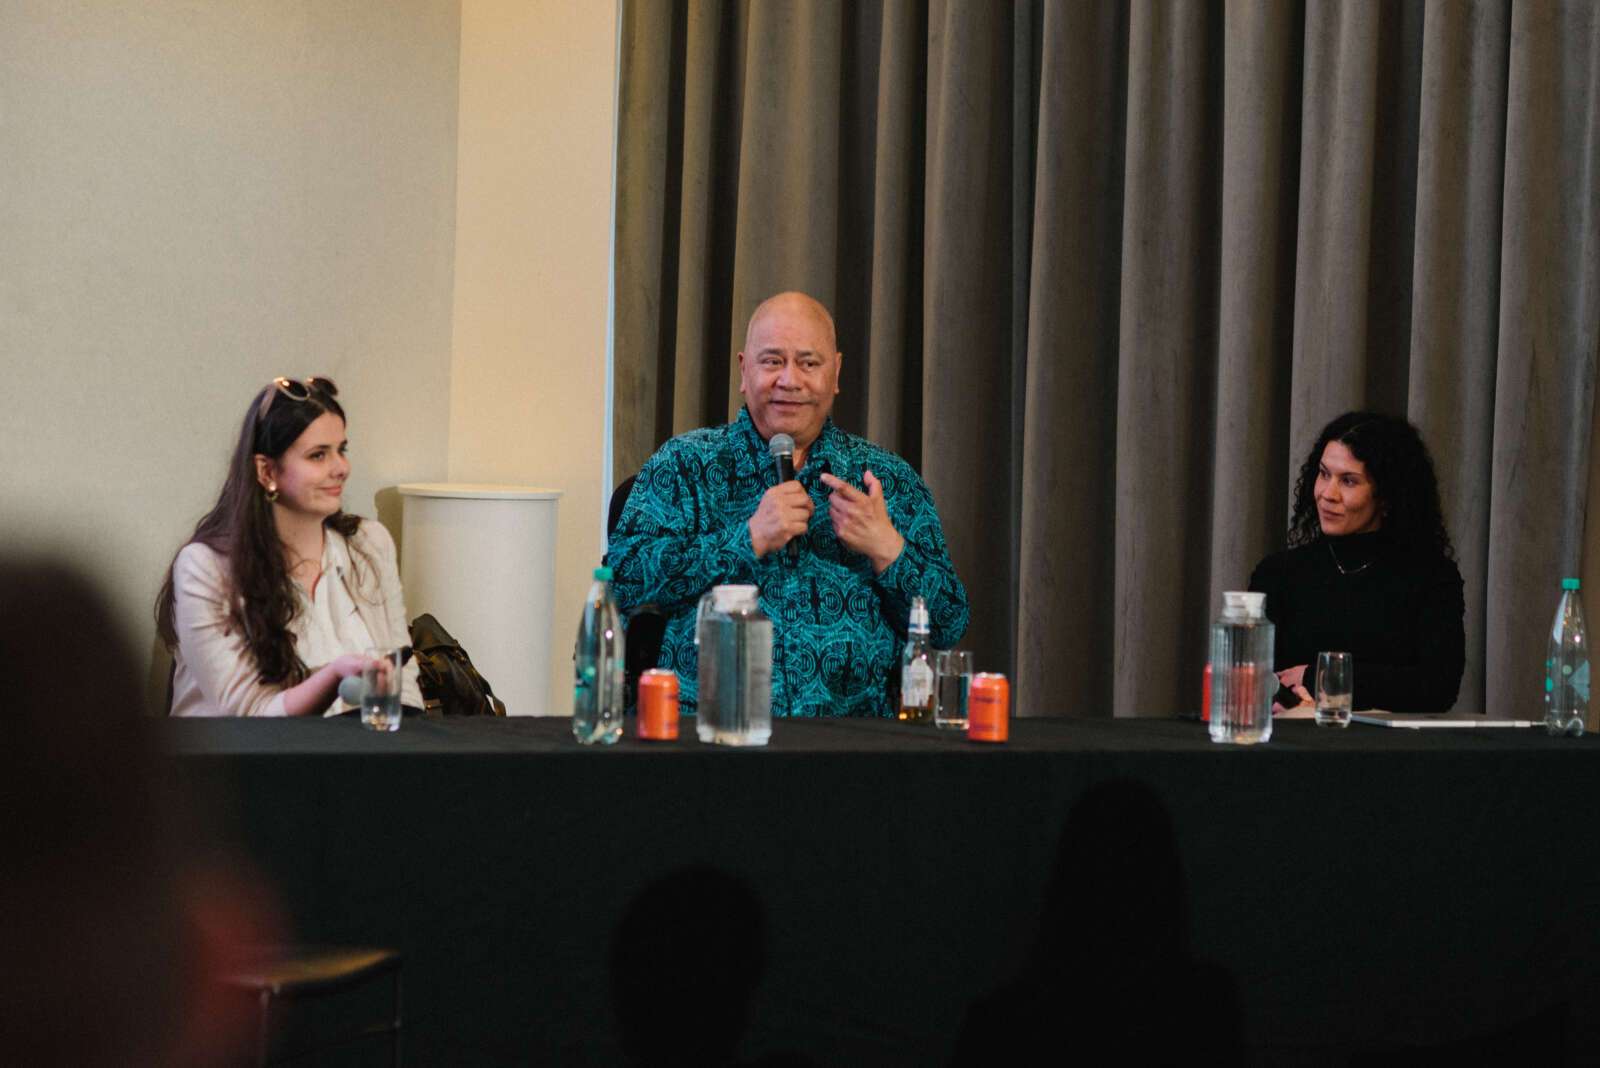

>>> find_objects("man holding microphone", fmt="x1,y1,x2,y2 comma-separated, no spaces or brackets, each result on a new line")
607,291,967,717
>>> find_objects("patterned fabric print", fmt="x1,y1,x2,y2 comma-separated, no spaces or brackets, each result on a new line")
607,407,969,717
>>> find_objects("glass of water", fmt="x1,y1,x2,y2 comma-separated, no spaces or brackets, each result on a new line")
361,647,404,732
934,650,973,730
1314,651,1353,727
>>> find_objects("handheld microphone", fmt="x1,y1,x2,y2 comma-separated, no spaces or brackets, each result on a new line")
338,650,410,706
768,433,799,561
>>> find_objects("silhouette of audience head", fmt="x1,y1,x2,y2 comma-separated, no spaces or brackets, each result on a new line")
1035,775,1187,980
0,557,275,1067
952,777,1242,1066
610,864,767,1067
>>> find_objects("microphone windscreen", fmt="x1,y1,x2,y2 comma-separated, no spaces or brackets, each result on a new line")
768,433,795,459
338,675,368,706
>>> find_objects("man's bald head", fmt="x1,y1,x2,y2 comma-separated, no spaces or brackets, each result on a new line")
744,291,838,356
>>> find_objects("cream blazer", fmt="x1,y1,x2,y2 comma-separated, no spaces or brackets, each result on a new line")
169,520,423,716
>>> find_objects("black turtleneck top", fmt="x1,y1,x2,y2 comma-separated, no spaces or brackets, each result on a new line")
1248,530,1466,714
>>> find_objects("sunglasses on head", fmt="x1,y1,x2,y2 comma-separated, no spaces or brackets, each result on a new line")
257,376,338,421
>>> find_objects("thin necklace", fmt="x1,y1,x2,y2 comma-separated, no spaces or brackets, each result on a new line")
1327,540,1372,575
287,532,327,592
290,556,324,595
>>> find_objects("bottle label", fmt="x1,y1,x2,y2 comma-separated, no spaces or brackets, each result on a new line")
903,659,933,706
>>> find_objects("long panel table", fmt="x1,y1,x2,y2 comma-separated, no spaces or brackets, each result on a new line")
165,715,1600,1065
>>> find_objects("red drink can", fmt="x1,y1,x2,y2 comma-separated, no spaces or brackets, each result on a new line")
967,672,1010,742
638,669,679,740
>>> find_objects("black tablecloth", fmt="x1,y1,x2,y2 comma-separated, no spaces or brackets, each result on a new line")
165,715,1600,1065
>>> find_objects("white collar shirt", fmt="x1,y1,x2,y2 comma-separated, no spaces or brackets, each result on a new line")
293,532,378,716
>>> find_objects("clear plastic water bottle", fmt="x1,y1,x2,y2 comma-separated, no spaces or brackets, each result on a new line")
573,566,624,745
1209,591,1275,745
694,585,772,745
1545,577,1588,737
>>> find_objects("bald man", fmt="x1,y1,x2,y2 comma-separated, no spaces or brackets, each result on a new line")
607,291,968,718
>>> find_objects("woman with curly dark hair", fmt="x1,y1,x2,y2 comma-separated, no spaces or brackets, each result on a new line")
1249,411,1465,715
156,377,421,716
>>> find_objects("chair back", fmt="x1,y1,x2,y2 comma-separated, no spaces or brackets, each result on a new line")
607,474,666,706
608,474,637,537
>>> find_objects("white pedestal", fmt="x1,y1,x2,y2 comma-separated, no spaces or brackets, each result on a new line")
398,483,562,717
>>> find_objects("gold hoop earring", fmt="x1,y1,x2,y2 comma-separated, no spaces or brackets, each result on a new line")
265,485,279,503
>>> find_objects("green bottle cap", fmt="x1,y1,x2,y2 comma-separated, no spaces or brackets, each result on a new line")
1563,577,1580,591
595,566,613,581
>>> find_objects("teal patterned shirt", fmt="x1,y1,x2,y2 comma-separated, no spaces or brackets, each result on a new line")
606,407,969,717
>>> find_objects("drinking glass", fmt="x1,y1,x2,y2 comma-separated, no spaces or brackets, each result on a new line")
361,647,404,732
1314,651,1353,727
934,650,973,729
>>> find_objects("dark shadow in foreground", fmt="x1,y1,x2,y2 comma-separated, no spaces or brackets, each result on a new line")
0,557,278,1068
950,777,1243,1066
610,863,814,1068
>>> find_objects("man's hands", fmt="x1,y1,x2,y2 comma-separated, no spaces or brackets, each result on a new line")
748,469,906,575
748,481,814,559
820,470,904,575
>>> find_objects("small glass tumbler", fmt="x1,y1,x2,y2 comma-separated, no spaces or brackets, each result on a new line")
361,647,404,732
934,650,973,730
1314,651,1353,728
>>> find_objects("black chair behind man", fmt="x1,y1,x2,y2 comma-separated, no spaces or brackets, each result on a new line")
608,475,667,705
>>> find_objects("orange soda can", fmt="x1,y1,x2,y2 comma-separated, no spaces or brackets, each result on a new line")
967,672,1010,742
638,669,679,740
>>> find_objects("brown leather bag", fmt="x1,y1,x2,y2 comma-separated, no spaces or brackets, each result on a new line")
407,613,507,716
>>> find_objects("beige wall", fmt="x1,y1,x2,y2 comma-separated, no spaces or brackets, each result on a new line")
449,0,618,717
1,0,618,715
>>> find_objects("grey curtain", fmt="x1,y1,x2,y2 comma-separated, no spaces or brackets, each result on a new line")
613,0,1600,719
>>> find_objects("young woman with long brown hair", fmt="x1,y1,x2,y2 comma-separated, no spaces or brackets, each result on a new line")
156,377,420,716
